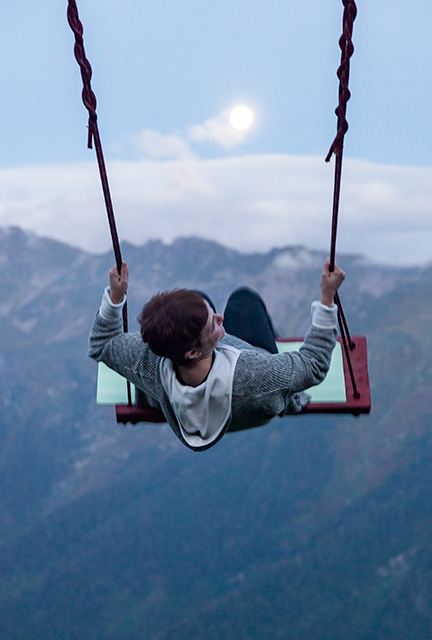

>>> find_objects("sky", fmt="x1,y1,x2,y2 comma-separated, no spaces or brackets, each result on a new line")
1,0,431,266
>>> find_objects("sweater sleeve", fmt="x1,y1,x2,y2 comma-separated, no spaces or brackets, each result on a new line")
230,300,338,419
88,288,160,391
285,299,338,392
88,287,126,362
285,323,337,393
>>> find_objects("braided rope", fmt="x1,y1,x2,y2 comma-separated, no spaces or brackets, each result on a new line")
325,0,357,273
66,1,97,147
67,0,124,273
325,0,357,163
67,0,131,404
325,0,359,397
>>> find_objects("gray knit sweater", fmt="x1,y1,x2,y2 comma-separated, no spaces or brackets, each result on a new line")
88,290,337,451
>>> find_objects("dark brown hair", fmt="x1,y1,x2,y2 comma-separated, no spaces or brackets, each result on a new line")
138,289,208,365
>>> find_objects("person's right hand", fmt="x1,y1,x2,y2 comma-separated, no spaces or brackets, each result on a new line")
320,258,345,308
109,262,129,304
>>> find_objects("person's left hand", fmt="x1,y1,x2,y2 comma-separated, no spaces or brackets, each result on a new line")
109,262,129,304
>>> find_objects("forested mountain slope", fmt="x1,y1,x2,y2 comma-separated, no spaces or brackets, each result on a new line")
0,226,431,639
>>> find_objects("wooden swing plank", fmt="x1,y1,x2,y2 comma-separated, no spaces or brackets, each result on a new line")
97,335,370,424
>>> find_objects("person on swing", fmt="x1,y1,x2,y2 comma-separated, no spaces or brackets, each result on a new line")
89,258,345,451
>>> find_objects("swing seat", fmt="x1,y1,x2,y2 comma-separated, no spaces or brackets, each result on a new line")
96,335,371,426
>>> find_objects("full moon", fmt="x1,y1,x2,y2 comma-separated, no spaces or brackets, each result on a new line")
229,105,254,131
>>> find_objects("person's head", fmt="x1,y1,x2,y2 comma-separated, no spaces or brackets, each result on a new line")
138,289,224,366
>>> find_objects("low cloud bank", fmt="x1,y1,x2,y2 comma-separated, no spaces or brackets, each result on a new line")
0,154,431,266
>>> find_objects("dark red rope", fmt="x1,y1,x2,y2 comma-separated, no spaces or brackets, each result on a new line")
325,0,357,270
337,303,360,399
67,0,123,276
325,0,359,397
67,0,132,405
335,292,355,350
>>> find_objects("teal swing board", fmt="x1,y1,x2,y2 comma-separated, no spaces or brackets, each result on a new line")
97,340,346,406
97,362,136,404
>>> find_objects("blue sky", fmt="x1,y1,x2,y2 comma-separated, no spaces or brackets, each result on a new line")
1,0,431,264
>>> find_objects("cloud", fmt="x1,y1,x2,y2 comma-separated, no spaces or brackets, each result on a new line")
0,155,431,266
188,109,247,149
134,110,251,161
135,129,195,160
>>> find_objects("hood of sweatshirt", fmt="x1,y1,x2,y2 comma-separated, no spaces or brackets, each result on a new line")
159,344,241,448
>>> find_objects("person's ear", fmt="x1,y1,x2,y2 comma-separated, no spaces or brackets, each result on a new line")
184,348,202,361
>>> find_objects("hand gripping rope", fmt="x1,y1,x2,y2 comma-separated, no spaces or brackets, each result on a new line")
67,0,132,404
325,0,359,398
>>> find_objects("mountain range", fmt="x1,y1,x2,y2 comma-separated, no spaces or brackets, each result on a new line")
0,225,431,639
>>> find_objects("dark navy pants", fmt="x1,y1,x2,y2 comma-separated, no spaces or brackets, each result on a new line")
198,287,278,354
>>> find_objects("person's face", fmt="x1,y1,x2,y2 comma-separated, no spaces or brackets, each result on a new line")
198,301,225,356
